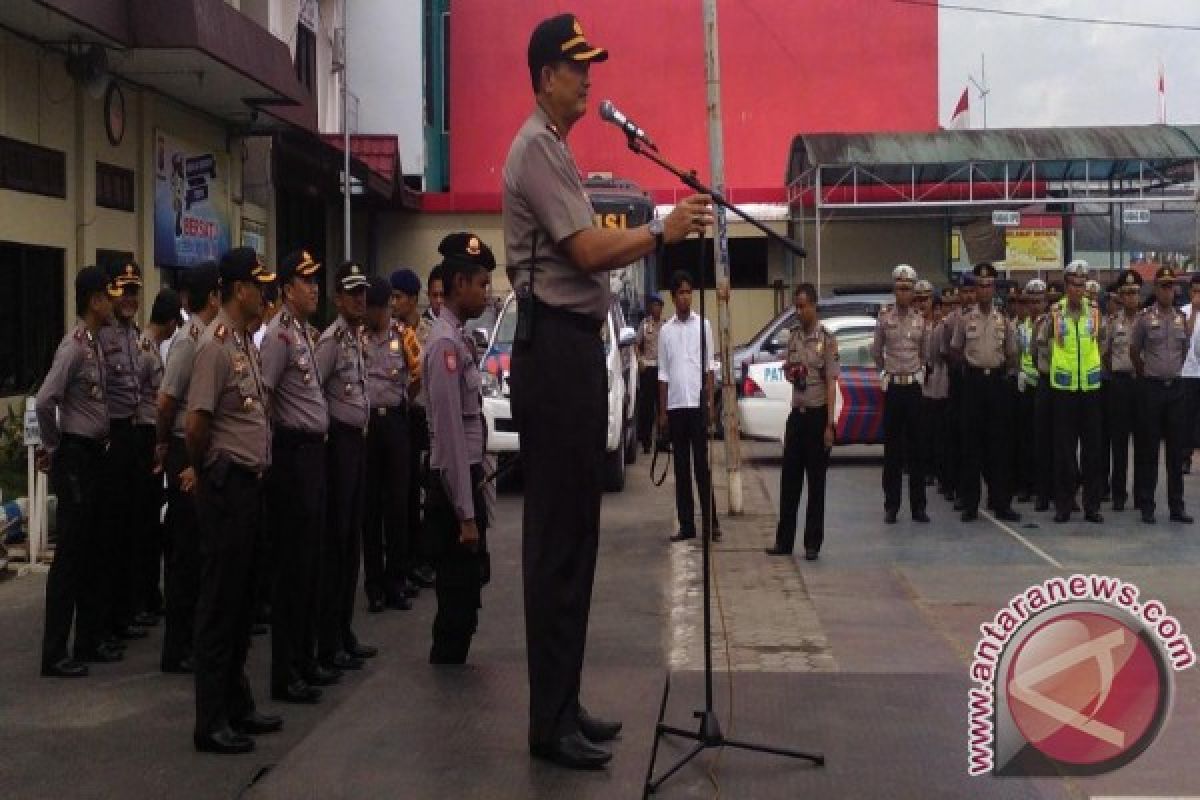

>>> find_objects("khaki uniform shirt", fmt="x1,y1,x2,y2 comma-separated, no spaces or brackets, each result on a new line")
364,321,409,409
503,105,607,322
923,319,949,399
785,323,840,410
423,307,484,521
259,308,328,435
35,322,109,452
99,320,141,419
1033,314,1053,374
161,318,204,437
1103,311,1138,375
637,316,661,368
316,316,369,429
135,332,165,427
186,310,269,471
952,305,1016,370
871,304,925,374
1132,305,1189,379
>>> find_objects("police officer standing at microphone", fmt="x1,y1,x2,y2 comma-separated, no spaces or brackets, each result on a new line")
504,13,712,770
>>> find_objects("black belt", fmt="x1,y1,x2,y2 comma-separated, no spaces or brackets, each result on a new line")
60,432,108,452
373,404,407,417
533,299,603,336
110,416,135,429
274,426,326,446
1142,376,1181,387
967,366,1004,377
329,417,369,438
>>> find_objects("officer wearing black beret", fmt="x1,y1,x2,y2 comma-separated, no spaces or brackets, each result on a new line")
505,12,715,770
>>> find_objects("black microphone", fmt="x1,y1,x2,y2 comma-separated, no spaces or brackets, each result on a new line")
598,100,657,151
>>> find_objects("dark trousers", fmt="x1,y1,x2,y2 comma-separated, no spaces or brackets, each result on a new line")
321,419,367,660
775,407,829,553
408,405,431,565
133,425,164,616
668,407,720,537
364,407,411,601
960,368,1013,514
1034,378,1055,506
41,436,106,667
193,463,261,738
944,367,963,496
268,428,326,691
427,464,488,663
1014,383,1036,498
510,308,606,745
99,418,139,634
637,365,659,451
922,397,950,491
882,383,925,513
161,436,201,668
1108,373,1137,507
1135,378,1188,515
1099,381,1111,497
1185,377,1200,452
1052,390,1103,516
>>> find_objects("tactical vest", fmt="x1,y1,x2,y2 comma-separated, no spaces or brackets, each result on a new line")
1050,298,1102,392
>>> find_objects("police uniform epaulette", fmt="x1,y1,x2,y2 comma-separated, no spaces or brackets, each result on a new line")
139,335,153,352
214,324,227,343
73,328,85,343
279,310,293,327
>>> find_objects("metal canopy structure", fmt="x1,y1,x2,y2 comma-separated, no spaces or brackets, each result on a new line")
784,125,1200,289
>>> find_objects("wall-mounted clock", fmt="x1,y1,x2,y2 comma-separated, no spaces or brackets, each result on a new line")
104,82,125,147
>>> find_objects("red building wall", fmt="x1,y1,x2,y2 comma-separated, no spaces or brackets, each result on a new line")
437,0,938,210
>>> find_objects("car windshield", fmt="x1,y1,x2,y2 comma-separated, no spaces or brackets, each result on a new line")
739,309,793,350
835,328,876,367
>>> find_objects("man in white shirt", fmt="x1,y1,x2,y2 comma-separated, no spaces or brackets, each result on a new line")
1181,273,1200,472
657,271,721,542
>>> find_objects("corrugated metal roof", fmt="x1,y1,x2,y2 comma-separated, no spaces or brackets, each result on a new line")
787,125,1200,182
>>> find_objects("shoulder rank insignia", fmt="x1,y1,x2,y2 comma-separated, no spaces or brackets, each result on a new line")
189,322,201,340
280,310,293,327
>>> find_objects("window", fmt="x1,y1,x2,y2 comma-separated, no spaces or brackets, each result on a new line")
835,329,877,368
295,24,316,95
0,135,66,198
0,243,65,395
96,162,135,211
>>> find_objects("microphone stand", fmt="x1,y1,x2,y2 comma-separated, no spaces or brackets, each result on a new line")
626,134,823,795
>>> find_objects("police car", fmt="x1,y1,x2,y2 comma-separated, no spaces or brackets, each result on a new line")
480,292,640,491
737,315,884,445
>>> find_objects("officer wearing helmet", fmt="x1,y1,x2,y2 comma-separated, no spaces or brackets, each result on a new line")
871,265,929,523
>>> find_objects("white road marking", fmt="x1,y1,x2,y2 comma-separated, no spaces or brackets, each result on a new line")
980,510,1065,570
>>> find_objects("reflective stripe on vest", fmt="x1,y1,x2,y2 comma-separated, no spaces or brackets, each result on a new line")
1050,298,1102,392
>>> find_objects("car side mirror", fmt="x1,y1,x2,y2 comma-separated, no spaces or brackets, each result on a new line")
618,326,637,348
472,327,490,353
763,340,782,355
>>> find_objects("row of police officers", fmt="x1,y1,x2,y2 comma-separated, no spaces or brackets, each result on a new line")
34,235,495,755
873,260,1195,527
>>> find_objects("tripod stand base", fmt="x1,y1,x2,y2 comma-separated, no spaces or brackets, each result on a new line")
642,675,825,796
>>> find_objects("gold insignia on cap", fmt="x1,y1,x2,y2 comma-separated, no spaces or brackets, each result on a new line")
124,265,135,277
467,237,481,256
351,264,361,275
302,251,312,262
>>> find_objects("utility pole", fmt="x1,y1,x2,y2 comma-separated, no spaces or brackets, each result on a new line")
340,0,351,259
702,0,743,514
968,53,990,129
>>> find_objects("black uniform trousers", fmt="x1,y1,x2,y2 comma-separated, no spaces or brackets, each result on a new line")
668,406,720,537
161,436,201,669
1051,389,1103,516
944,366,963,497
774,406,829,553
320,419,367,661
99,417,139,635
363,406,411,603
267,427,326,691
922,397,950,491
960,367,1013,515
637,365,659,451
1107,372,1137,508
1135,378,1188,515
133,424,164,617
41,434,106,667
1184,377,1200,453
427,464,488,663
882,382,925,514
193,460,261,738
510,305,606,747
408,404,431,565
1033,377,1055,506
1098,381,1112,497
1014,382,1036,499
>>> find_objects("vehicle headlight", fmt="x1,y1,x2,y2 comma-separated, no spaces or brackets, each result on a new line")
481,371,501,398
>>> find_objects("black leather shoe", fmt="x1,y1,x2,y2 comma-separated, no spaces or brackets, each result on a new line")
1170,511,1194,524
272,681,322,704
113,625,148,641
884,510,898,524
386,593,413,611
953,500,965,512
325,651,365,671
944,490,956,502
530,732,612,770
102,636,127,651
1034,500,1050,512
251,623,269,636
1072,500,1081,512
346,642,378,659
960,510,978,522
133,612,161,627
409,566,436,588
995,508,1021,523
912,510,930,523
1142,511,1156,524
1016,492,1032,503
77,644,124,663
1113,500,1126,512
194,728,255,755
711,528,722,542
303,664,342,686
232,711,283,735
400,579,420,599
42,658,88,678
669,531,696,542
763,546,792,556
804,548,819,561
368,596,385,613
578,707,622,743
161,657,195,674
1054,512,1070,523
1085,511,1104,524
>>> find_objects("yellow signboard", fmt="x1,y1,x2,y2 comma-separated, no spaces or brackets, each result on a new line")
1005,228,1063,270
